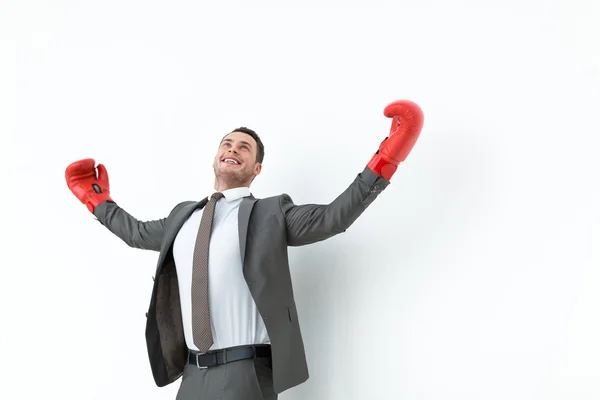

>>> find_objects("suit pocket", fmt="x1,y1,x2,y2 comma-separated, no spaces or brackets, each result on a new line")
287,302,298,322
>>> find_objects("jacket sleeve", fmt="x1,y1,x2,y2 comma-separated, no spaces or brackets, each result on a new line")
93,200,167,251
280,167,390,246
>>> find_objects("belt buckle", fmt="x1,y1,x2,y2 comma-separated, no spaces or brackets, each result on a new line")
195,354,208,370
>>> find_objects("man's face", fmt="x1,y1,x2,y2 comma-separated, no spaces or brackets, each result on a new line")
212,131,261,186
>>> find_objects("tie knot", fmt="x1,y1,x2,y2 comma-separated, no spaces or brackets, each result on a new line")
211,192,224,201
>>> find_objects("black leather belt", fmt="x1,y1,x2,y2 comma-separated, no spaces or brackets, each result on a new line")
188,345,271,369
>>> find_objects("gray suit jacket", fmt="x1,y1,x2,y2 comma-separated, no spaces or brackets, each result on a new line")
93,167,389,394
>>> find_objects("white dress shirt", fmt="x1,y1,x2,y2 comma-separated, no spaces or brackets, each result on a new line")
172,187,270,353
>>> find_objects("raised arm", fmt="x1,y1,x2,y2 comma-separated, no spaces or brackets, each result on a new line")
281,167,389,246
282,100,424,246
92,201,165,251
65,158,165,251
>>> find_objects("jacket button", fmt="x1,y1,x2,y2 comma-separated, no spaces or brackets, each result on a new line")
145,312,148,317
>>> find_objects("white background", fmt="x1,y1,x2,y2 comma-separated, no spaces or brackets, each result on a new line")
1,1,599,399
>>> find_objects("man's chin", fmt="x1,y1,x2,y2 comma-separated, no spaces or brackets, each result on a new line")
216,169,245,181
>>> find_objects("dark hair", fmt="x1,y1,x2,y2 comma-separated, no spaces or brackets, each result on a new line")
226,127,265,163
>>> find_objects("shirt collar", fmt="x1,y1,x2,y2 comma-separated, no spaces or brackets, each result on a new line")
209,186,251,202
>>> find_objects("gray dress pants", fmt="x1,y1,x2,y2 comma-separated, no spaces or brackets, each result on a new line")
176,355,277,400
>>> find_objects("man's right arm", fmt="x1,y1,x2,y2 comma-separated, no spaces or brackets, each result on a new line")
65,158,167,252
93,201,166,252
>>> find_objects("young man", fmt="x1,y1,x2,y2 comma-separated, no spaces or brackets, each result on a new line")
65,100,424,400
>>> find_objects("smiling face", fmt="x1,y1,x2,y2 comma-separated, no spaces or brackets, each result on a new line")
212,131,262,191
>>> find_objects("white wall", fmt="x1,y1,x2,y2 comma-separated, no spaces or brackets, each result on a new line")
2,1,599,399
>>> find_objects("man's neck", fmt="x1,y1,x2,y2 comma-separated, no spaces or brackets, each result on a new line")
214,180,250,192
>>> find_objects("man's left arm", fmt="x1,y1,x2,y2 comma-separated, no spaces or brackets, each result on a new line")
281,99,424,247
281,167,389,246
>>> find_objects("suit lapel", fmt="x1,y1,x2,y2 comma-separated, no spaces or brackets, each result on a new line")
159,198,208,262
238,195,257,264
158,195,255,268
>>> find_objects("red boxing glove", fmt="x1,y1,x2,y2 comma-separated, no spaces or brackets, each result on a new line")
367,100,424,180
65,158,113,213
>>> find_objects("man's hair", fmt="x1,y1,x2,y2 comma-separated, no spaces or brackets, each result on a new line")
226,127,265,163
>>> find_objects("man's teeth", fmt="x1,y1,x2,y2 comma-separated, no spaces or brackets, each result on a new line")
223,159,239,164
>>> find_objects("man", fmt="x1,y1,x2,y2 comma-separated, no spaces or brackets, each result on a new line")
65,100,424,400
